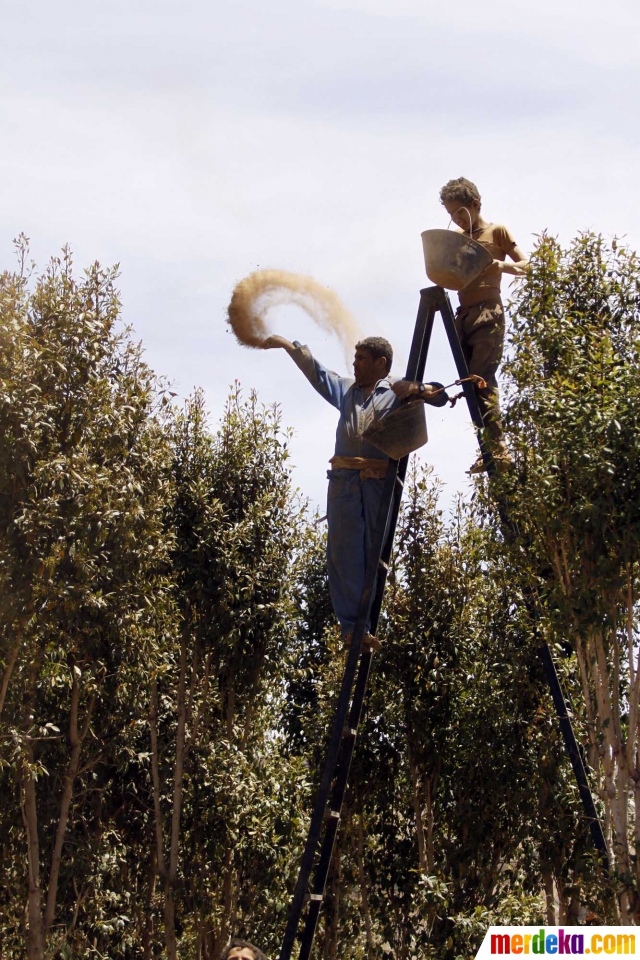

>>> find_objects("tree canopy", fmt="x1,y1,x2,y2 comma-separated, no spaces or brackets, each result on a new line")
1,232,639,958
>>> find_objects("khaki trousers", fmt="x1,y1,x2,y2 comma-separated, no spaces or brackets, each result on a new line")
455,298,507,454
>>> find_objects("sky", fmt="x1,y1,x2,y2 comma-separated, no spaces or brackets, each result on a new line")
2,0,640,510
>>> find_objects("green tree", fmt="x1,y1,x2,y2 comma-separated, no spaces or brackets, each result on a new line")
5,231,640,958
0,239,174,958
150,387,313,958
498,233,640,921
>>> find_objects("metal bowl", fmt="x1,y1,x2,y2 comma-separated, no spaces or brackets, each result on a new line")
421,229,492,291
363,400,428,460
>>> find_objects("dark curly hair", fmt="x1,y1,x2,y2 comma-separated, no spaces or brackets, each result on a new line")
355,336,393,373
220,938,267,960
439,177,481,210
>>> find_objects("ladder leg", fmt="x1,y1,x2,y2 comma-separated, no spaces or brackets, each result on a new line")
298,652,375,959
423,287,482,425
538,644,608,859
427,287,492,470
370,293,436,630
277,587,375,960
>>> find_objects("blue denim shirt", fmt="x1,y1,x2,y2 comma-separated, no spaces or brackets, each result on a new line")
289,342,401,460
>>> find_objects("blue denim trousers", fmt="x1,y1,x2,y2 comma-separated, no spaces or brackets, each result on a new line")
326,468,385,636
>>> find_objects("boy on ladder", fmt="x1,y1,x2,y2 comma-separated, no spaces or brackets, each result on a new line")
432,178,527,473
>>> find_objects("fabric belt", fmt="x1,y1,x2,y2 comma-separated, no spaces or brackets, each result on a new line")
329,456,388,480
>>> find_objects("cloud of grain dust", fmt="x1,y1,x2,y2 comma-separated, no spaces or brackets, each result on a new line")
227,269,364,363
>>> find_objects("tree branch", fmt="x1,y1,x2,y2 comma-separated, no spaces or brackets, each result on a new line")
0,631,23,719
149,678,167,879
21,744,45,960
44,676,94,934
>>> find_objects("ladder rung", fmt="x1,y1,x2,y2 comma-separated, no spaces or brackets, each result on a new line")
342,727,357,738
324,810,340,820
309,894,323,902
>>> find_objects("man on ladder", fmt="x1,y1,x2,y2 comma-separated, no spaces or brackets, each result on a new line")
262,334,447,648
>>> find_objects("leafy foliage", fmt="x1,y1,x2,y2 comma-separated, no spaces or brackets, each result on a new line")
2,233,640,959
493,233,640,922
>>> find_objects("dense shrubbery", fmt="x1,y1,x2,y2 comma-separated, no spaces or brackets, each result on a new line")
1,233,639,958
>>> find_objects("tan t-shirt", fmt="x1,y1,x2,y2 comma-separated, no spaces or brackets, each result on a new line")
457,223,517,308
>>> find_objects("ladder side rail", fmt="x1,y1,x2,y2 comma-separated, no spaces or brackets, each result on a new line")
433,288,485,430
369,298,437,632
437,288,608,864
297,650,376,959
278,611,372,960
537,643,608,857
299,455,409,959
433,287,493,475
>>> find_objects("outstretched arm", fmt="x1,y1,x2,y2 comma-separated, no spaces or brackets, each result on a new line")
262,335,347,410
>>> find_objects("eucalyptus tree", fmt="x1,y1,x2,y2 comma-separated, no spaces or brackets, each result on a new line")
4,229,638,958
498,233,640,921
0,239,175,959
152,387,312,959
0,238,325,959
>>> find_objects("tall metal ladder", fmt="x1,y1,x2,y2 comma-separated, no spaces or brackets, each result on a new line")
278,285,607,960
